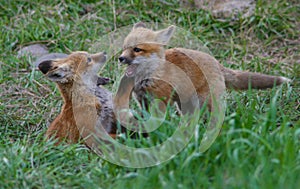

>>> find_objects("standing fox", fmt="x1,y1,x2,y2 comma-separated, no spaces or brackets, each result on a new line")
116,22,290,112
38,51,122,144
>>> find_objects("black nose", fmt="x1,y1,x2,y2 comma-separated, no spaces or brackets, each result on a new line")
119,56,126,63
38,60,53,74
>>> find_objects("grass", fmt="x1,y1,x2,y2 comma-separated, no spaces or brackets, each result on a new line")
0,0,299,188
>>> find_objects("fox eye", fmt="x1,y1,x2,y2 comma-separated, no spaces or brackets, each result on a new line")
87,57,92,63
133,47,142,52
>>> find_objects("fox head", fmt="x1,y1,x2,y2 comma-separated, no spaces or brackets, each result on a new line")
38,51,107,86
119,22,175,77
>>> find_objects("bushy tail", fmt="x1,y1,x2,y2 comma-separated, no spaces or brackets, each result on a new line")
221,67,290,90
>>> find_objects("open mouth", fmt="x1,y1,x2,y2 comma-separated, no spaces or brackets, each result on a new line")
125,64,139,77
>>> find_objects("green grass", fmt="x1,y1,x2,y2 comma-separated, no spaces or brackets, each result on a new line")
0,0,299,188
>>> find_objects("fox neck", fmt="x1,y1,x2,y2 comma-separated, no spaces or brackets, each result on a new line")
57,82,74,105
80,73,98,90
56,79,93,104
56,79,98,115
135,52,166,82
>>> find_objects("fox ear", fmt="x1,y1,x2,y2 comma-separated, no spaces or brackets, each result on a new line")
38,60,69,82
155,25,175,45
133,22,147,30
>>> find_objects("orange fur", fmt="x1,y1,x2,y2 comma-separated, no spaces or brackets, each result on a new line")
117,23,290,112
45,83,80,143
38,52,118,145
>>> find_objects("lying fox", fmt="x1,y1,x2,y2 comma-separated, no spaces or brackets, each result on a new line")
117,22,290,112
38,51,121,144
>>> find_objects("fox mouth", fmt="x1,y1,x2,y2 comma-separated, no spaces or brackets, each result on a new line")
125,64,139,77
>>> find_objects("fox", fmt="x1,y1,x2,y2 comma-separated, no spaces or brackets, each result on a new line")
116,22,290,113
37,51,122,145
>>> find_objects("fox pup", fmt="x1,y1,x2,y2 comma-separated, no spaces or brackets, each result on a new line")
117,22,290,112
38,51,121,144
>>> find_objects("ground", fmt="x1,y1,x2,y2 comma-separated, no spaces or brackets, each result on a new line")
0,0,299,188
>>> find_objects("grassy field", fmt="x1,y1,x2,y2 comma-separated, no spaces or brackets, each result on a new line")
0,0,299,188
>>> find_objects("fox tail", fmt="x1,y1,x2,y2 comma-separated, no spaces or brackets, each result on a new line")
221,67,290,90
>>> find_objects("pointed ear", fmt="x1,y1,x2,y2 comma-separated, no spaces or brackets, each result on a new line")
133,22,147,30
38,60,69,82
155,25,175,45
